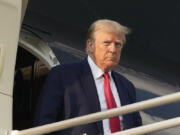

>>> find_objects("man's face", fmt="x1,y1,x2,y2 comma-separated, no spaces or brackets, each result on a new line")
88,30,124,72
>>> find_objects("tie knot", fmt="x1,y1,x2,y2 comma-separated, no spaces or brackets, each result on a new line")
103,73,109,79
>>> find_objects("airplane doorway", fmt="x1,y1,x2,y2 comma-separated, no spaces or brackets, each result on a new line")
13,46,49,130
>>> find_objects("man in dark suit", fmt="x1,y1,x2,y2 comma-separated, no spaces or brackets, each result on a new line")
34,19,142,135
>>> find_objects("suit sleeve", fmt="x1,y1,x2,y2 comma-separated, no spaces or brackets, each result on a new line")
34,67,64,134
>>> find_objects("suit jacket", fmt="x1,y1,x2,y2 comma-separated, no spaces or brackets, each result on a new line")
34,58,142,135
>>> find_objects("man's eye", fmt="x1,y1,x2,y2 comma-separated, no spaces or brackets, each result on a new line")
103,41,111,45
115,42,122,47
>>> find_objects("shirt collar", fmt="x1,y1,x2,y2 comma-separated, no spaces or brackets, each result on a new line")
87,56,112,79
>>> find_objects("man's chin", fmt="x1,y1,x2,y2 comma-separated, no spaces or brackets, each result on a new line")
105,62,118,70
107,60,118,65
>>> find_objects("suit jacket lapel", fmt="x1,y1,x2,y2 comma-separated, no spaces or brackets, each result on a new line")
111,71,129,129
80,59,103,134
112,71,127,106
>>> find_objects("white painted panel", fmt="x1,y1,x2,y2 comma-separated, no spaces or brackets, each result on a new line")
0,44,5,77
0,93,12,130
0,0,21,95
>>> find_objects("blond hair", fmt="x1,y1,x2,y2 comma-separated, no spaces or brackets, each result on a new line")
87,19,130,44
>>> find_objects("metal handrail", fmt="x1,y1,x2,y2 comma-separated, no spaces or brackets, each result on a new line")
9,92,180,135
112,117,180,135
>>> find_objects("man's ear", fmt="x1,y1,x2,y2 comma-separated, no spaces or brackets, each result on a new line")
86,39,94,53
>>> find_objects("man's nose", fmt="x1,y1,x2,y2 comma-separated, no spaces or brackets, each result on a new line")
109,43,116,52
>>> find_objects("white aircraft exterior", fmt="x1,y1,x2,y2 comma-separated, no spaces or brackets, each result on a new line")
0,0,59,134
0,0,180,135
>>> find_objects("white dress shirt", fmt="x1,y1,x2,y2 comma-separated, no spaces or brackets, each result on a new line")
87,56,123,135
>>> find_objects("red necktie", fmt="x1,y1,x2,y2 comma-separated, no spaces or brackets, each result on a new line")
103,73,121,133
